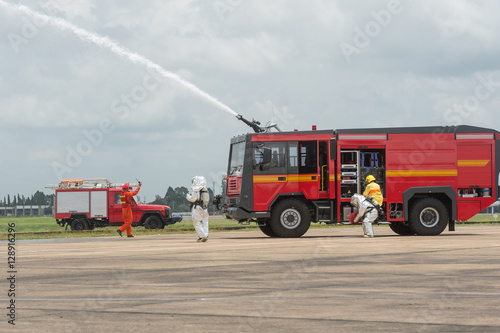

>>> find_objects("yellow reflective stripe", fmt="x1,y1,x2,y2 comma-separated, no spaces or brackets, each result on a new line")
288,175,317,182
253,174,317,183
457,160,490,167
386,169,457,177
253,175,283,183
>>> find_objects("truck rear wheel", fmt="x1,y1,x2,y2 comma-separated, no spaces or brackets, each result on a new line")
71,218,89,231
144,216,164,229
409,198,448,236
270,199,311,238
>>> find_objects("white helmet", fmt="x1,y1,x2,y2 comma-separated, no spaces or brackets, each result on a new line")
191,176,208,192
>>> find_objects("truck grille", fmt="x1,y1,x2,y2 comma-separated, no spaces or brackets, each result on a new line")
227,178,240,196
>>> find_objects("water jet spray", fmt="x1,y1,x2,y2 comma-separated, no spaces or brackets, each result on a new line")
0,0,237,118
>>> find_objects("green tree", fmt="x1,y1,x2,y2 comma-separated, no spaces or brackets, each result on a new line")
32,191,47,205
149,195,166,205
164,187,176,206
172,186,189,212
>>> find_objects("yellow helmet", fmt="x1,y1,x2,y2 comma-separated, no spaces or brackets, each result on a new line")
365,175,376,183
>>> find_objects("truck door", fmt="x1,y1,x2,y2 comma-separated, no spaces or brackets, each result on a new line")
298,141,320,199
456,143,492,217
109,190,123,223
457,143,492,189
319,141,329,198
252,142,288,211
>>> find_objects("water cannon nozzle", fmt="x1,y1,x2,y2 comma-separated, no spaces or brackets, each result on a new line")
236,114,265,133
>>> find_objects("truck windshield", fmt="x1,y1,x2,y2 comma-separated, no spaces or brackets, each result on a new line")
229,141,245,176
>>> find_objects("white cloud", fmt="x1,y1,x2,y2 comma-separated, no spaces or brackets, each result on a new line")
1,0,500,199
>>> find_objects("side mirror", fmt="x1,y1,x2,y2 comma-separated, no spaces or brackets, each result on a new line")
261,148,272,171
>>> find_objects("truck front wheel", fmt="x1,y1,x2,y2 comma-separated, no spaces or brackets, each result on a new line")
389,222,414,236
144,216,164,229
71,218,89,231
258,222,278,237
409,198,448,236
270,199,311,238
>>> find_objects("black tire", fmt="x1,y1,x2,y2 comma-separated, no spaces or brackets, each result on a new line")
71,218,89,231
269,199,311,238
258,222,278,237
408,198,448,236
389,222,415,236
144,215,164,229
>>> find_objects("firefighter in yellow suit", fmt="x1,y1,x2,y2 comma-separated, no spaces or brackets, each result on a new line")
117,182,142,238
363,175,383,206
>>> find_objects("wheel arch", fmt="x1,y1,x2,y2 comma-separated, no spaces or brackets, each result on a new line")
140,212,165,226
403,186,456,221
268,193,313,213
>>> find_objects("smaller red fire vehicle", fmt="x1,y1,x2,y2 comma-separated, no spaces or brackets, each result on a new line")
46,178,182,231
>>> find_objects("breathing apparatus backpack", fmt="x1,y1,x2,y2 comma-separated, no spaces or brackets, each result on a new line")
365,195,384,215
192,189,210,209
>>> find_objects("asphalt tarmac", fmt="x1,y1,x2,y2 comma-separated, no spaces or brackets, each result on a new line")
2,224,500,332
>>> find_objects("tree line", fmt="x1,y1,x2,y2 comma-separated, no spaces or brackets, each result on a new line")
147,186,216,212
1,191,54,207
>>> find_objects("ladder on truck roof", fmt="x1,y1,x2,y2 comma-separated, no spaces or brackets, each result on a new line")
45,178,139,190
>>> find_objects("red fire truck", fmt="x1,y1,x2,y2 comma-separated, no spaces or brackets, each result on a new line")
47,179,182,231
216,122,499,237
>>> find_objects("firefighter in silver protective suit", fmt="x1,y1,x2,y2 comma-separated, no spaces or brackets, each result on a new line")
350,193,378,238
186,176,210,242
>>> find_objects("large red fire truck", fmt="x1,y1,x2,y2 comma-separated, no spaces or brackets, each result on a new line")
216,120,499,238
47,179,182,231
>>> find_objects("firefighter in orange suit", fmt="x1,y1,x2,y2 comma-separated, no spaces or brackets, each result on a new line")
363,175,383,205
117,182,142,237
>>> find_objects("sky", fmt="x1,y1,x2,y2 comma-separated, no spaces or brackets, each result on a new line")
1,0,500,202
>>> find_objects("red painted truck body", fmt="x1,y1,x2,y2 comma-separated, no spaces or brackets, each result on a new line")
216,126,499,237
49,179,181,231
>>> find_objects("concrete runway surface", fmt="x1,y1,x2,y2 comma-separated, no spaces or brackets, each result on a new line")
2,225,500,332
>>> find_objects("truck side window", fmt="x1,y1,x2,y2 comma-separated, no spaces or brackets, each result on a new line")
288,142,298,174
253,142,286,175
115,193,121,205
299,141,317,174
